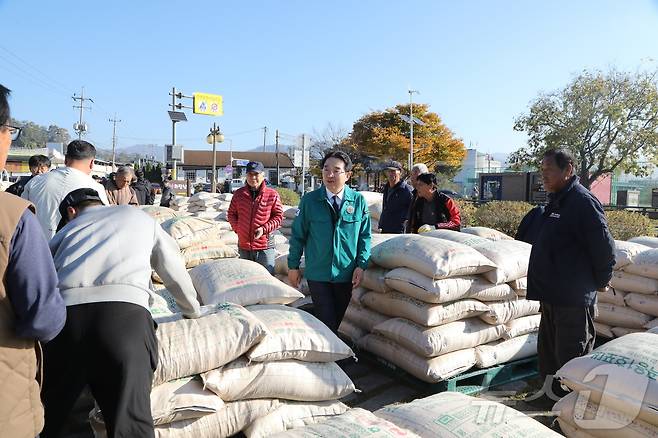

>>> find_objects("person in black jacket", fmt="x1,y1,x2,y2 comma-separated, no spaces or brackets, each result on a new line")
5,154,50,196
518,148,615,400
159,177,175,208
131,169,154,205
378,161,413,233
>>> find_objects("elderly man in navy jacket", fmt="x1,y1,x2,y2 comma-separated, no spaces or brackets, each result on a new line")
378,161,413,234
517,148,615,400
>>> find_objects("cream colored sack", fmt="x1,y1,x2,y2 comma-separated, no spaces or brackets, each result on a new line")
202,358,354,402
369,234,496,279
189,259,304,306
624,248,658,279
610,270,658,295
503,314,541,339
479,299,540,325
462,226,514,241
629,236,658,248
244,401,349,438
154,399,280,438
595,303,653,329
283,206,299,219
554,391,658,438
181,240,238,268
424,229,490,246
473,240,531,284
140,206,179,224
614,240,650,269
246,305,354,362
625,292,658,318
361,267,391,293
375,391,561,438
373,317,504,358
160,217,227,249
646,318,658,330
361,291,489,326
344,302,389,332
597,288,627,307
474,333,538,368
154,303,267,385
338,317,368,342
358,334,476,382
151,377,224,425
610,326,643,337
384,268,514,304
508,277,527,291
556,332,658,426
594,322,614,338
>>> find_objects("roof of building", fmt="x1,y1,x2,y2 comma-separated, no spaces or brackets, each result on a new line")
182,150,294,168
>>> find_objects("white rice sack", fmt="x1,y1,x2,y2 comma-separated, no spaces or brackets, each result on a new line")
597,288,627,307
625,292,658,318
140,206,180,224
275,252,305,275
611,326,644,337
151,377,224,425
148,288,179,319
595,302,653,329
375,391,561,437
268,407,421,438
594,321,614,338
611,270,658,294
338,318,368,343
180,240,238,268
282,206,298,219
170,197,189,207
556,332,658,426
373,317,505,358
624,248,658,279
218,230,238,245
246,305,355,362
474,332,538,368
614,240,651,269
473,240,531,284
154,399,279,438
244,401,348,438
508,277,527,291
361,291,489,327
344,302,389,332
502,314,541,339
160,217,227,249
282,218,295,228
479,299,540,325
202,358,354,402
369,234,496,279
461,226,514,241
384,268,515,303
629,236,658,248
554,390,658,438
153,303,267,385
358,334,476,383
189,259,303,306
423,228,490,246
272,232,288,246
361,267,391,293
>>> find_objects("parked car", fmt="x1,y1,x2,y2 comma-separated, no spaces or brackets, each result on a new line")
230,178,245,192
439,189,462,199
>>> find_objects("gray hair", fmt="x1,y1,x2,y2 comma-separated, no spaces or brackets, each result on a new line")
116,166,134,176
411,163,429,174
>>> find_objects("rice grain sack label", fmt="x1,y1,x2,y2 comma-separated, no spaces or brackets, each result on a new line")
344,302,389,332
246,305,355,362
614,240,651,270
424,229,490,247
502,314,541,339
218,230,239,245
472,240,531,284
267,407,420,438
375,391,561,437
189,259,303,307
555,332,658,426
611,270,658,295
625,292,658,318
160,216,226,249
244,400,349,438
180,240,239,268
479,299,540,325
338,317,368,343
629,236,658,249
554,391,658,438
361,291,489,327
461,226,514,241
373,317,505,358
594,322,614,339
202,358,355,402
474,332,538,368
361,267,391,293
595,303,653,329
153,303,267,385
155,399,280,438
369,234,496,279
358,334,476,382
151,377,224,426
624,248,658,280
597,288,627,307
384,268,515,304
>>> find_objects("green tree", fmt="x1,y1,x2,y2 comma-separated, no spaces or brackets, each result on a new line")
513,68,658,189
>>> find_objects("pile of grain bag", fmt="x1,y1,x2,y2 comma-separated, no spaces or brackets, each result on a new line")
345,229,540,382
554,331,658,437
595,238,658,338
187,192,232,218
139,205,181,224
358,190,383,233
278,206,298,238
169,196,190,213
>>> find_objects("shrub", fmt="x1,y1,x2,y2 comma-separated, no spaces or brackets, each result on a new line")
455,199,477,228
605,210,654,241
473,201,533,237
276,187,300,206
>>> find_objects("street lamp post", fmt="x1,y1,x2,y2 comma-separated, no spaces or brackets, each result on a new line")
408,89,419,171
206,122,224,193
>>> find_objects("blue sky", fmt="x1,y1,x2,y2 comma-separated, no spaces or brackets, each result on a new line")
2,0,658,155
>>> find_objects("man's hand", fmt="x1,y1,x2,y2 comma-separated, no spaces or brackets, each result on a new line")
352,267,364,289
254,227,264,240
288,269,301,288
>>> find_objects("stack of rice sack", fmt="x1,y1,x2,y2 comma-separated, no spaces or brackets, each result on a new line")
596,238,658,338
169,196,190,213
187,192,233,219
279,206,298,238
268,391,561,437
350,229,540,383
140,205,181,224
553,331,658,437
357,190,383,233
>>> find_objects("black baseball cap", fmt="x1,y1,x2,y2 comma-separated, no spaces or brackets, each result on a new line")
56,188,104,232
385,161,403,171
246,161,265,173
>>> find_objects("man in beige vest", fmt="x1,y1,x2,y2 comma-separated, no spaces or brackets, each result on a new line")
0,84,66,438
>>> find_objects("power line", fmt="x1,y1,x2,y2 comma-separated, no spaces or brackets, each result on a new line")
0,45,73,95
72,87,93,139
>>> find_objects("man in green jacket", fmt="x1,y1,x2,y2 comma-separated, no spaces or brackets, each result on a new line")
288,151,371,333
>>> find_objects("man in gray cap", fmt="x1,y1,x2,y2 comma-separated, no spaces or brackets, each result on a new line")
378,160,413,233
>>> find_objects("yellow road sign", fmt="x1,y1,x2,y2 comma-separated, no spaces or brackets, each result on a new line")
193,92,223,116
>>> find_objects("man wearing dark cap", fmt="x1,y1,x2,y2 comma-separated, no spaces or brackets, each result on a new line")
43,188,202,438
378,160,413,233
132,168,154,205
227,161,283,274
22,139,109,239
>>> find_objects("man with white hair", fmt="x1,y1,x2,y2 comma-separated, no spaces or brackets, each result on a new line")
106,165,138,205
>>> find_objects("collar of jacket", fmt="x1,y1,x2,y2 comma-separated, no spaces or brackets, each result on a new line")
547,175,579,208
316,185,356,203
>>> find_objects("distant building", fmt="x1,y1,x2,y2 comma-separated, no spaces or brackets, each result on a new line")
453,148,504,195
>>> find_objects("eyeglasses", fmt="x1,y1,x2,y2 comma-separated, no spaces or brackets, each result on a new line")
2,125,21,141
322,168,347,176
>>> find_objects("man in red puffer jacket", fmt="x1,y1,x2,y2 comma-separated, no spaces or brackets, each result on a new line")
227,161,283,274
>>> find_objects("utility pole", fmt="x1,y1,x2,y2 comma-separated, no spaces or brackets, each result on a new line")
275,129,280,185
408,89,419,171
262,126,268,152
109,114,121,172
301,134,306,197
72,87,93,139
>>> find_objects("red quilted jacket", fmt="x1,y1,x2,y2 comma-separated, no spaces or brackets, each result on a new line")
227,182,283,250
